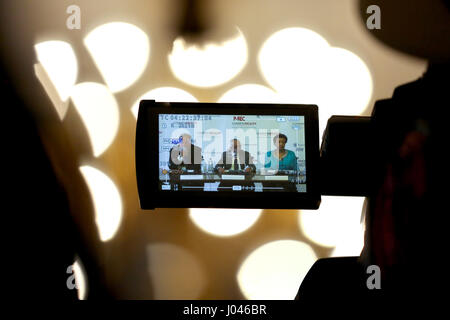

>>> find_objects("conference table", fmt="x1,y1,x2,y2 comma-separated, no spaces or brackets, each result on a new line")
160,170,306,192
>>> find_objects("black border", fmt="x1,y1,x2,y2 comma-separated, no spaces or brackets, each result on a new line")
136,101,321,209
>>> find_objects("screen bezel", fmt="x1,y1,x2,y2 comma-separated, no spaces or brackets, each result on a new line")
136,100,321,209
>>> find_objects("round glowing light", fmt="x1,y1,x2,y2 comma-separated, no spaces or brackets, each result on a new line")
258,28,373,136
168,28,248,87
258,27,329,96
79,166,123,242
131,87,198,119
70,82,119,157
237,240,317,300
34,41,78,119
146,243,205,299
331,226,365,257
84,22,150,92
299,196,365,248
315,47,373,135
73,258,87,300
189,208,261,237
217,84,280,103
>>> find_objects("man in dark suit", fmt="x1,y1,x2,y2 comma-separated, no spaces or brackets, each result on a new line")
168,133,202,173
215,139,256,174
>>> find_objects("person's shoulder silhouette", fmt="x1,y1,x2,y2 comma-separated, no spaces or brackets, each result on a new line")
296,0,449,309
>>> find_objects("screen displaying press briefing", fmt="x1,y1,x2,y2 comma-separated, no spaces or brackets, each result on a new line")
158,114,307,193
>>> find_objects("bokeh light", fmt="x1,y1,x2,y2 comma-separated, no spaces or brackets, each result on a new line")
131,87,198,119
168,28,248,87
34,41,78,119
258,27,329,96
146,243,206,299
331,224,365,257
84,22,150,93
189,209,261,237
73,257,87,300
258,27,372,135
237,240,317,300
299,196,365,253
217,84,280,103
70,82,119,157
79,166,123,242
315,47,373,134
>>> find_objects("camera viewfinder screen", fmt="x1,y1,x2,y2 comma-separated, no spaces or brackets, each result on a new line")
158,114,306,193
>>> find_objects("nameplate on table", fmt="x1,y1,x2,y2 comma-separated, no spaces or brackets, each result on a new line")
180,175,204,180
221,175,245,180
264,175,288,181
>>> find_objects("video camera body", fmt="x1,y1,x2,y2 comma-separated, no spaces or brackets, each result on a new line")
136,100,374,210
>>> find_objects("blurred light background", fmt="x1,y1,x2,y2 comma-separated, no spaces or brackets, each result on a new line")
1,0,426,299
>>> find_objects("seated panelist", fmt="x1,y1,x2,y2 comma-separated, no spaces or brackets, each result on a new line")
215,139,256,174
264,133,298,171
168,133,202,173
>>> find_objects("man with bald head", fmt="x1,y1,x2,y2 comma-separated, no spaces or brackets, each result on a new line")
215,139,256,174
168,133,202,173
